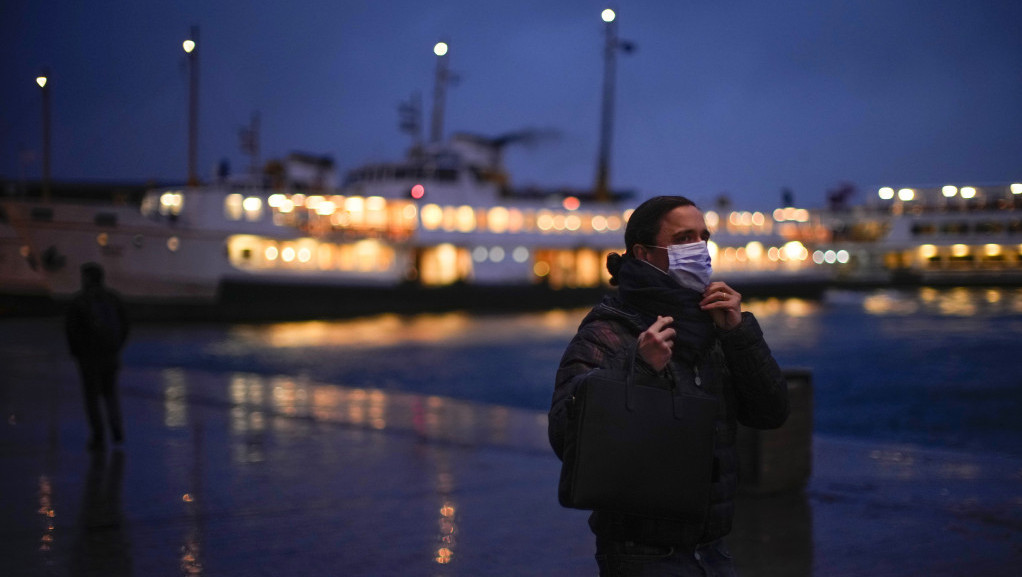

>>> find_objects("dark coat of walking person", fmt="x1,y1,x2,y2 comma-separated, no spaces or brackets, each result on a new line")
65,263,130,450
549,196,790,576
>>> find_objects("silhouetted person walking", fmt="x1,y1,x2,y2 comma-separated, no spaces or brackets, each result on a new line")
65,263,130,450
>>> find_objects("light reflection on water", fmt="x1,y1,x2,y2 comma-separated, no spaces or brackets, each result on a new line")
861,286,1022,316
158,370,550,455
123,286,1022,458
226,308,584,350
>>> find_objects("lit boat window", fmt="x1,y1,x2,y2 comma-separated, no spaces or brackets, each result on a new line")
489,246,505,262
488,207,510,233
421,204,443,230
565,214,582,232
346,197,365,227
512,246,529,263
316,201,336,216
366,197,387,228
735,246,748,263
533,261,551,278
402,203,418,222
705,211,720,230
160,191,184,217
455,206,475,232
507,209,524,233
225,194,244,220
537,211,554,232
441,206,457,231
898,188,915,202
942,186,958,198
552,213,566,231
306,196,325,211
783,241,807,261
243,197,263,221
317,244,333,269
878,187,895,200
960,187,977,199
745,241,764,261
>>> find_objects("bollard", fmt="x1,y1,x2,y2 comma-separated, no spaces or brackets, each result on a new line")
737,368,813,494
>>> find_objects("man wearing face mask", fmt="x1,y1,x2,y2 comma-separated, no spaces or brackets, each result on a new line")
549,195,789,576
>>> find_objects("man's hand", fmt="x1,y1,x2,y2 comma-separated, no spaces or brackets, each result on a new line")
637,315,675,372
701,281,742,330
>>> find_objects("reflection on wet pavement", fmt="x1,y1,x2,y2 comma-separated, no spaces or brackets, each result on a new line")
2,361,1020,576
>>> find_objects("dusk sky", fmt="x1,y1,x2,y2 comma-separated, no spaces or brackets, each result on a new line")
4,1,1021,210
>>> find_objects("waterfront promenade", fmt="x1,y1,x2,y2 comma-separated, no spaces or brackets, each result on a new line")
2,360,1020,576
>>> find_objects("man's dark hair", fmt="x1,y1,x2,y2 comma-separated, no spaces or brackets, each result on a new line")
81,262,105,287
606,195,698,285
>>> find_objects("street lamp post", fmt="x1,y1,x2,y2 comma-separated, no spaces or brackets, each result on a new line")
183,26,199,186
594,8,633,203
430,41,450,143
36,71,51,201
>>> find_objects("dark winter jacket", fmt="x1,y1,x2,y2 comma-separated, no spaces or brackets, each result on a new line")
65,286,130,364
549,272,788,546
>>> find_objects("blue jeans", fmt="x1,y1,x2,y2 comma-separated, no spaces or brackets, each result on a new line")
595,538,738,577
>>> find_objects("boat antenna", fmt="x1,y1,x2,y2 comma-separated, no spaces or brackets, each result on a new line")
399,91,423,147
239,111,261,180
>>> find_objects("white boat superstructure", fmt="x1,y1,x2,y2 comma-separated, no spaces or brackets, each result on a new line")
1,134,825,315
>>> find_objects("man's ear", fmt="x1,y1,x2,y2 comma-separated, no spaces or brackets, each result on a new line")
632,244,649,263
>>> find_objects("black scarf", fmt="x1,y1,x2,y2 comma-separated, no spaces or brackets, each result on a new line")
616,257,716,364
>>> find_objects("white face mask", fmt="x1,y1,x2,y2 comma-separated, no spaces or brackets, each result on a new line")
664,241,713,292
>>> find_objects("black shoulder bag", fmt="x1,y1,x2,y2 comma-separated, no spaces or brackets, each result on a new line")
557,346,719,522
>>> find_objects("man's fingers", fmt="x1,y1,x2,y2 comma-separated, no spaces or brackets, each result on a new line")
651,315,674,331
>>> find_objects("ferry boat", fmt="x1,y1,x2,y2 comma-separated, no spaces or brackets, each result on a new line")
0,206,50,315
1,134,823,319
817,183,1022,286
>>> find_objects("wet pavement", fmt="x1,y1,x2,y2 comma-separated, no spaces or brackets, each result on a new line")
2,359,1020,576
